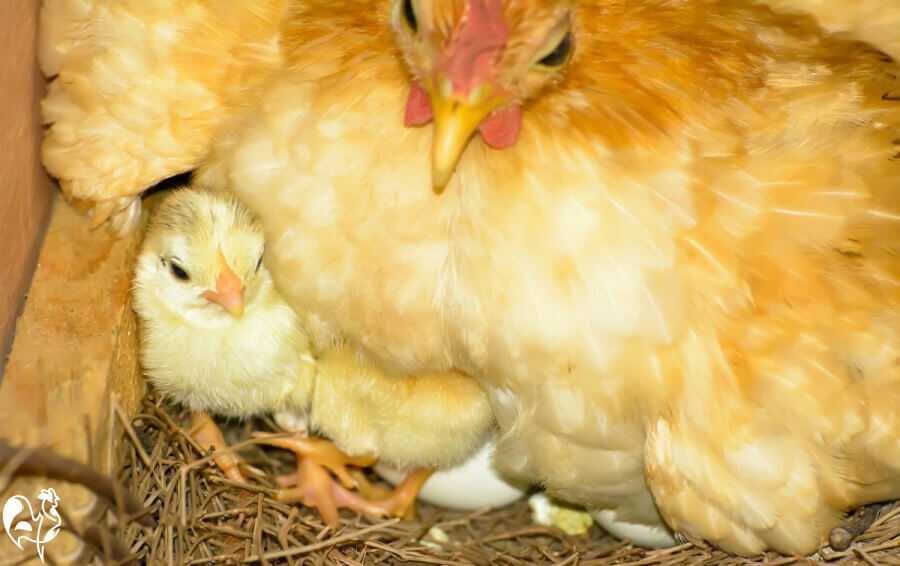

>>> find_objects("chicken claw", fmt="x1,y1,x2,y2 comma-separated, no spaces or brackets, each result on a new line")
189,412,259,482
347,467,435,519
347,468,392,500
254,432,388,523
107,197,143,236
280,453,398,524
86,195,143,236
254,432,432,523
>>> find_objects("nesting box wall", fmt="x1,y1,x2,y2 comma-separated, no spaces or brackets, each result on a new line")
0,0,54,370
0,0,146,457
0,3,146,562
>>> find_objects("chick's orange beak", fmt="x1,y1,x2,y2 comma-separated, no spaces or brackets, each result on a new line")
428,76,506,190
201,247,244,317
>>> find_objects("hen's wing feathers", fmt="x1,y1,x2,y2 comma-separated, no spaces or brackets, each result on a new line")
39,0,286,228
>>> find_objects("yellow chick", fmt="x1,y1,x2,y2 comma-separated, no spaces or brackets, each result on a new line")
133,188,315,420
133,187,316,477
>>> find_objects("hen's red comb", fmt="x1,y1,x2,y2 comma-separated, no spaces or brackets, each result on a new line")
437,0,508,96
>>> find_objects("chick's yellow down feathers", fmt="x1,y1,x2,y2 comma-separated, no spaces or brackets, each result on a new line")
133,188,316,420
194,0,900,555
310,349,493,471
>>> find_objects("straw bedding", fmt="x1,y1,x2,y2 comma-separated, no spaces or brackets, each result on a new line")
3,393,898,565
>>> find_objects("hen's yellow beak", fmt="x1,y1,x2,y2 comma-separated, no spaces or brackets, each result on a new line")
202,247,244,317
429,76,506,190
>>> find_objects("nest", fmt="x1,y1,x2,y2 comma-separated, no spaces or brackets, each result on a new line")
103,395,900,565
8,393,895,565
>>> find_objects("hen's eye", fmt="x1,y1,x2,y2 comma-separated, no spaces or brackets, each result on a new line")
537,32,572,67
401,0,417,33
169,262,190,282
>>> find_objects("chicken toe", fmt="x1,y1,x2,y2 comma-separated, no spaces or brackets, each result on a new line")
275,454,399,524
344,468,434,520
356,468,434,520
255,432,397,523
189,411,255,482
253,433,376,488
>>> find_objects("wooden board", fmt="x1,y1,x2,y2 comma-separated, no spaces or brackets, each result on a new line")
0,199,145,564
0,0,54,365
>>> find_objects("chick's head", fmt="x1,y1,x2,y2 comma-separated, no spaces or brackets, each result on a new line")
393,0,574,186
135,188,268,328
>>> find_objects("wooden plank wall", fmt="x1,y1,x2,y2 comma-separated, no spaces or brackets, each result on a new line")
0,3,146,563
0,0,54,371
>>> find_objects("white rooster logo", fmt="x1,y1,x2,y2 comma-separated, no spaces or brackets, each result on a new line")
2,488,62,563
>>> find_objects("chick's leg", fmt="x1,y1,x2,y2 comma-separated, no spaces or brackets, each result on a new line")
301,348,491,520
311,349,494,473
347,467,434,520
189,412,253,482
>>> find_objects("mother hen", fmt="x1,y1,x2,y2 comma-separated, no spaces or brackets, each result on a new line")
198,0,900,555
44,0,900,556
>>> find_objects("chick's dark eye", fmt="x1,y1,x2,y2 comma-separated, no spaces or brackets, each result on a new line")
401,0,417,32
170,262,190,282
538,32,571,67
255,256,263,273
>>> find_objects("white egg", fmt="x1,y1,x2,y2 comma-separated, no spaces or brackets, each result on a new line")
590,508,677,548
374,437,527,510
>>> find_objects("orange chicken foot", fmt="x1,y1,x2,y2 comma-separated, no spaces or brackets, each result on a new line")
253,433,433,523
254,432,383,524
